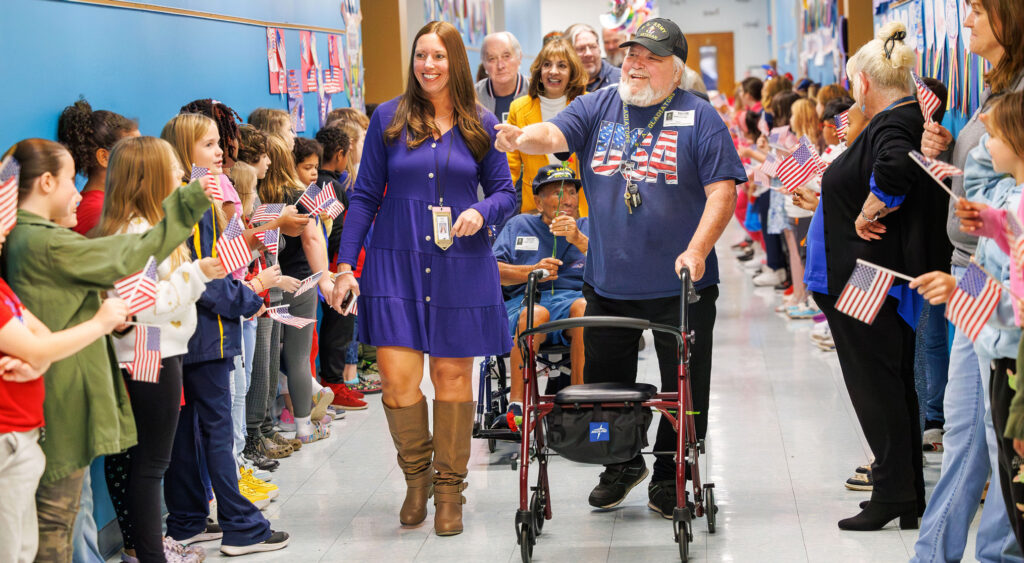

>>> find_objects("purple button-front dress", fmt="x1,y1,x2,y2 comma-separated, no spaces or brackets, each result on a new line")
338,97,517,358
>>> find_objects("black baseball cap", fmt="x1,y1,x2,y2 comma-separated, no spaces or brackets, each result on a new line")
619,18,688,63
532,164,581,195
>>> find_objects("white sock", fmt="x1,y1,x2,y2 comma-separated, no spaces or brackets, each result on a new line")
310,377,324,395
295,416,314,437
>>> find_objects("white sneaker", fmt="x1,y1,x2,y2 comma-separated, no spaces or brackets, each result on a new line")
809,321,831,342
752,268,786,287
743,259,767,272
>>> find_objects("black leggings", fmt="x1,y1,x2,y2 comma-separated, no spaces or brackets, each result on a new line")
582,283,719,482
989,358,1024,551
105,356,184,562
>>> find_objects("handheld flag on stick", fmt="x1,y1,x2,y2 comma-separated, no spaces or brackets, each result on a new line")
908,151,963,198
834,111,850,141
0,156,20,235
835,259,909,324
251,203,286,224
946,262,1002,341
769,126,798,151
319,198,346,220
121,325,162,383
914,74,942,123
298,182,333,213
266,305,316,328
757,114,770,138
253,228,279,255
776,144,820,193
215,216,254,273
190,165,223,201
759,153,780,178
114,256,159,316
292,271,323,297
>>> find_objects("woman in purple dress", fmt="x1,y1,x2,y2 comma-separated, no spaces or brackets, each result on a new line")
332,21,516,536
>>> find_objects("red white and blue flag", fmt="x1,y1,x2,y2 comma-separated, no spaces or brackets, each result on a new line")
757,114,770,137
114,256,159,316
254,228,279,255
298,182,331,213
0,156,20,235
215,215,254,273
759,153,779,178
836,262,896,324
769,126,798,151
319,197,346,220
776,144,820,193
834,110,850,141
266,305,316,328
190,165,223,201
909,150,964,182
293,271,323,297
914,74,942,122
122,325,162,383
251,203,286,224
591,121,626,175
946,262,1002,341
798,135,828,174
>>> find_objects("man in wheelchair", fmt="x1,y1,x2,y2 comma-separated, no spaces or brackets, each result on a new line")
491,165,589,431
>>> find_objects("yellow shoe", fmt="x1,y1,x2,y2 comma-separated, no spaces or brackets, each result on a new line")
239,483,271,510
239,468,279,500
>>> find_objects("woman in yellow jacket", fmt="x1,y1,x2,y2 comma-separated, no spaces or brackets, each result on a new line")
507,38,590,216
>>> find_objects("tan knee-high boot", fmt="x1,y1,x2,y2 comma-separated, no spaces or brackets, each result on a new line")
383,397,433,526
431,400,475,536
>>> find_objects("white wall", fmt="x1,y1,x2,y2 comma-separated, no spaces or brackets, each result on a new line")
539,0,772,83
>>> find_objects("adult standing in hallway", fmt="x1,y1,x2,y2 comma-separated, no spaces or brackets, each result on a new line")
495,17,744,517
565,23,622,92
602,26,628,68
912,0,1024,560
475,31,529,123
332,20,516,537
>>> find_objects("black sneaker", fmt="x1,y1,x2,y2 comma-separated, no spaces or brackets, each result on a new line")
588,457,649,509
220,530,290,556
243,433,280,472
647,480,696,519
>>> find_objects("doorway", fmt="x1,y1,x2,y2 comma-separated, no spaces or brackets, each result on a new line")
684,32,735,98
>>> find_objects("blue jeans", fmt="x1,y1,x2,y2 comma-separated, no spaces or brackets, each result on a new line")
912,267,1022,562
71,468,102,563
923,303,950,425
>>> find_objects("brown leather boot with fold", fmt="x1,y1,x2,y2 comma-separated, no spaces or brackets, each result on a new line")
432,400,475,536
383,397,434,526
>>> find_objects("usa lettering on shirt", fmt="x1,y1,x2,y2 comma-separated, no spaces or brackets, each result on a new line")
590,120,679,184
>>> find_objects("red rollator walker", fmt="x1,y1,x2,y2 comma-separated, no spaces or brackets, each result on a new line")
512,267,717,562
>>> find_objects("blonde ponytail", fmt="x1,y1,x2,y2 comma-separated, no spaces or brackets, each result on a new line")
847,21,915,95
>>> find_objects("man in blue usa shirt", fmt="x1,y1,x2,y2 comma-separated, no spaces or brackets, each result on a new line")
495,18,745,517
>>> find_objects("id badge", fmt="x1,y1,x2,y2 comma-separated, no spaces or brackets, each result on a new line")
432,206,453,250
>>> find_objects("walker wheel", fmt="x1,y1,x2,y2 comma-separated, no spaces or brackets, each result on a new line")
704,484,717,534
519,522,534,562
530,491,546,535
675,519,690,562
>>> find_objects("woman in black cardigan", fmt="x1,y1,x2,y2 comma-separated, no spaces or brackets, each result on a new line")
812,22,953,531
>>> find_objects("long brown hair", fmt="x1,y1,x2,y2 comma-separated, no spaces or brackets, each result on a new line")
259,133,304,205
384,21,491,161
5,139,70,200
980,0,1024,93
95,136,190,269
527,38,588,101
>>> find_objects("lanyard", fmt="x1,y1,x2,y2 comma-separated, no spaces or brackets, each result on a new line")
621,91,676,170
433,129,454,206
883,95,916,113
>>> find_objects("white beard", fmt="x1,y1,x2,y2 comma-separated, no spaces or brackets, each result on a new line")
607,51,624,67
618,79,671,107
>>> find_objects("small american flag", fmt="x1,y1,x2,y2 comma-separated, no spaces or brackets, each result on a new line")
769,126,798,151
798,135,828,174
298,182,329,213
759,154,779,178
215,215,254,273
293,271,323,297
776,144,819,193
123,325,162,383
834,111,850,141
836,262,896,324
946,262,1002,341
0,156,20,235
114,256,159,316
266,305,316,328
251,203,286,224
254,228,279,255
914,74,942,122
190,165,223,201
319,197,346,220
909,151,964,182
757,114,770,137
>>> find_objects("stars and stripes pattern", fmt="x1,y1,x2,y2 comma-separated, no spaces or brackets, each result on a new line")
190,165,223,201
834,110,850,141
266,305,316,328
757,114,770,137
591,121,626,175
768,126,797,150
835,262,896,324
251,203,286,224
647,130,679,183
114,256,159,316
298,182,332,213
293,271,323,297
215,215,254,273
946,262,1002,342
776,144,820,193
320,197,346,220
122,326,162,383
798,135,829,174
914,74,942,122
909,151,964,182
0,156,20,235
254,228,279,255
759,153,780,178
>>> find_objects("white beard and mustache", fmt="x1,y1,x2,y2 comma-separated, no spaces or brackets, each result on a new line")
618,71,674,107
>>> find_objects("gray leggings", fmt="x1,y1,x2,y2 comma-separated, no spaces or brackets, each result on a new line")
280,287,317,418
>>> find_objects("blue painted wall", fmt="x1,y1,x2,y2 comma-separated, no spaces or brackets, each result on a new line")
0,0,357,151
503,0,542,70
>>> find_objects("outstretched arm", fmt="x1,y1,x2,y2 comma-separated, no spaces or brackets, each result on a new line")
495,122,570,156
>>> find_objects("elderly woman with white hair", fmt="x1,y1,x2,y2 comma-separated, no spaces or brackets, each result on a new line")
810,22,952,531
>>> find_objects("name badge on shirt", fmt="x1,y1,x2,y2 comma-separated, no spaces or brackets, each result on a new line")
664,110,695,127
515,236,540,251
432,206,453,251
